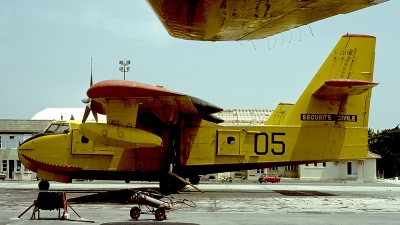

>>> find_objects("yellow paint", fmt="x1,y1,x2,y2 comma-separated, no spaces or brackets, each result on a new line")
79,123,162,148
146,0,387,41
265,103,293,125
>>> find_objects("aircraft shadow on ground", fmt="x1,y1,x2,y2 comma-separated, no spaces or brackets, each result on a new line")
68,188,161,203
274,190,336,196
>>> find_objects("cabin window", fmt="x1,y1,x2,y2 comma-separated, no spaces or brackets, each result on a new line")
81,136,89,144
256,168,264,173
227,136,235,145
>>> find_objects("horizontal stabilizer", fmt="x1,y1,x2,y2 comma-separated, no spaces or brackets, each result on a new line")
312,79,378,100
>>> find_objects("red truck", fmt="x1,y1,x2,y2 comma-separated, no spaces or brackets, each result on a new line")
258,174,280,183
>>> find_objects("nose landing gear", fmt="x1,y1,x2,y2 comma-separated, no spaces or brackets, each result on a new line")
38,179,50,190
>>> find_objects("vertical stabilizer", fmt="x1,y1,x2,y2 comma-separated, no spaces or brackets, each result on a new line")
281,34,377,128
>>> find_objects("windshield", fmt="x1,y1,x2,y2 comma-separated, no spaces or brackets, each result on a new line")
44,123,70,134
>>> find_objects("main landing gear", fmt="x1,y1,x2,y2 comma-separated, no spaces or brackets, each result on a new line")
159,176,186,195
159,172,204,195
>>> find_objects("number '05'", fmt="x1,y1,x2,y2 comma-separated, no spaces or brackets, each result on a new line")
254,132,286,155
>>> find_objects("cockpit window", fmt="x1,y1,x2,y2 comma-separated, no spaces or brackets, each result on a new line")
59,124,70,134
44,123,70,134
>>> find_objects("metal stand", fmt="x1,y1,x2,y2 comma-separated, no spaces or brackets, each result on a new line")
17,191,92,222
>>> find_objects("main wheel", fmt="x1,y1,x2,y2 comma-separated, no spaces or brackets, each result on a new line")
159,178,186,195
38,180,50,190
130,206,141,220
155,208,166,221
189,175,200,185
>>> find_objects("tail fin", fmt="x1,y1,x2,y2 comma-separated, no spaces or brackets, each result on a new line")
281,34,378,128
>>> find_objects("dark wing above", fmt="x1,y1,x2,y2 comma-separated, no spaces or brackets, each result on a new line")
86,80,224,126
146,0,388,41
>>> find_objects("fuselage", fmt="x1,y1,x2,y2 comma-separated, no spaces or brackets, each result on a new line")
18,117,368,183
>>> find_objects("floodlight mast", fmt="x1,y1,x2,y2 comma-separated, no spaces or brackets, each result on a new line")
119,59,131,80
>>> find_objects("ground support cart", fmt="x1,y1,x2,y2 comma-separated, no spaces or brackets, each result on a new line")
129,190,195,221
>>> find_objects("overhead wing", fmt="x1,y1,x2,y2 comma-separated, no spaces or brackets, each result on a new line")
146,0,388,41
86,80,223,125
312,79,379,100
80,80,223,148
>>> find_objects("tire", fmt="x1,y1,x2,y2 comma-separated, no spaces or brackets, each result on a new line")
159,177,186,195
130,206,141,220
125,180,130,183
38,180,50,190
189,175,200,184
155,208,166,221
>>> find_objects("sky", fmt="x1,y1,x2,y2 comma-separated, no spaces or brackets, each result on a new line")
0,0,398,131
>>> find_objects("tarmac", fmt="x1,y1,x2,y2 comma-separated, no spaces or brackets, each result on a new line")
1,179,400,225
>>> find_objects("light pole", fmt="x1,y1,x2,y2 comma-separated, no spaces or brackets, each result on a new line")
119,59,131,80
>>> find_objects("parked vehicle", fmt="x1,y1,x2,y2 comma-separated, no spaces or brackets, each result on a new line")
0,172,6,181
258,174,280,183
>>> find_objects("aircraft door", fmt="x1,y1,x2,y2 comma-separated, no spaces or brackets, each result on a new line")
217,130,240,155
71,129,94,155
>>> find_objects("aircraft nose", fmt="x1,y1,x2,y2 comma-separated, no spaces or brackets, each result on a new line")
18,140,35,151
19,133,44,151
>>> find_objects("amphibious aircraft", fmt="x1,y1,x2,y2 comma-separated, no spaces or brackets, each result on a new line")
146,0,388,41
18,34,378,193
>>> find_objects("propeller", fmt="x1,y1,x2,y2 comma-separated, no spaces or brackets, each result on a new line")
82,58,99,123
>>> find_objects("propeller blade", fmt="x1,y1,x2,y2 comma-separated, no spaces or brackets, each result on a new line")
81,57,98,123
82,106,91,123
92,110,98,123
90,57,93,86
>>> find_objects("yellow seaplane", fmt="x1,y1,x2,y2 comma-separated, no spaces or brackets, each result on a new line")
146,0,388,41
19,34,378,193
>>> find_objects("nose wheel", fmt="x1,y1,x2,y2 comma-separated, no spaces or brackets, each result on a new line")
38,180,50,190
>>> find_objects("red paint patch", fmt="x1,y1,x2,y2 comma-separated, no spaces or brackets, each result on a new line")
87,80,183,98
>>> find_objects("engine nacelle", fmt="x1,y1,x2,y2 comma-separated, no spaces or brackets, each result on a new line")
80,123,163,148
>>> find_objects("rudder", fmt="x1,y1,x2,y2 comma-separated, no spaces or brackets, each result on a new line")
281,34,378,128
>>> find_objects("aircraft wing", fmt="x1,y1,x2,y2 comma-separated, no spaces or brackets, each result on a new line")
146,0,388,41
86,80,223,126
312,79,379,100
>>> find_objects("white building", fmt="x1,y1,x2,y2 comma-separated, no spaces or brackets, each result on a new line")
0,119,51,180
244,151,381,182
